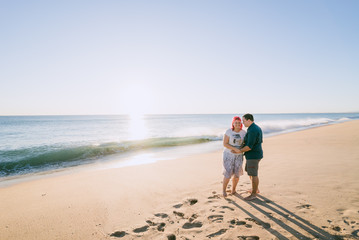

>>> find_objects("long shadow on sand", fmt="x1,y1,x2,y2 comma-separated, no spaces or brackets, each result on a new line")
230,193,349,240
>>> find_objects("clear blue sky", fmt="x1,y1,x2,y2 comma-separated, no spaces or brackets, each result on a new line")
1,0,358,115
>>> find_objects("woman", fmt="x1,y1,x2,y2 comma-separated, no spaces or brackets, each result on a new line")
222,116,246,197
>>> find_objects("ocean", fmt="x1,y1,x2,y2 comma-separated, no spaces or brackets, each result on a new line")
1,113,358,179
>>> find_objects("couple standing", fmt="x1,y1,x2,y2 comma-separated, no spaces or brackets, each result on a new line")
222,113,263,201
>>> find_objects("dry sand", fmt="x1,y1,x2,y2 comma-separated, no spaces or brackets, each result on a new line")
1,120,359,240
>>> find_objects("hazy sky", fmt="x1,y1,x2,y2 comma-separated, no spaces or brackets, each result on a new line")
1,0,358,115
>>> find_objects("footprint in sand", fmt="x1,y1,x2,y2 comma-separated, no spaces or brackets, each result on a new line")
208,215,224,223
173,203,183,209
182,221,203,229
155,213,169,218
246,218,261,225
245,218,271,229
238,236,260,240
187,198,198,205
208,194,221,199
173,211,185,218
229,219,246,226
352,230,359,237
179,236,191,240
146,220,157,226
146,219,166,229
332,226,341,232
189,214,198,222
110,231,128,238
157,222,166,232
296,204,312,209
206,229,227,238
167,234,176,240
133,225,149,233
343,218,357,227
221,206,235,211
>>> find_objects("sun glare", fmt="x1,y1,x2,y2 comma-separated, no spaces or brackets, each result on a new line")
120,84,153,117
119,84,154,140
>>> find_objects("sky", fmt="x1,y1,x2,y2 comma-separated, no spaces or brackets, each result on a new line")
1,0,358,115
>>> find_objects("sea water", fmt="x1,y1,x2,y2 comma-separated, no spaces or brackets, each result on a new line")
1,113,358,179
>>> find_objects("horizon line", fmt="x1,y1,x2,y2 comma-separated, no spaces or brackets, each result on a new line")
1,111,359,117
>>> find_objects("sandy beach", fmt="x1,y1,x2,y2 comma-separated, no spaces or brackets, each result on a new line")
1,120,359,240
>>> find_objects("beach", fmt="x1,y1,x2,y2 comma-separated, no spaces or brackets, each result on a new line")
1,120,359,240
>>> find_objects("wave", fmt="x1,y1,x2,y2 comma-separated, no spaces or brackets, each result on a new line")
0,136,219,177
338,117,350,122
259,117,340,134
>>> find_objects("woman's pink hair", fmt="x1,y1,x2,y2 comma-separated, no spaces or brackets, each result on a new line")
231,116,243,130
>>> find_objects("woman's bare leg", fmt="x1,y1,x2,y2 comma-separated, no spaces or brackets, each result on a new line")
231,177,239,194
222,177,230,197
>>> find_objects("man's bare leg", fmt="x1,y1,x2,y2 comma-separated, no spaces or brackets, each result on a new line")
251,176,259,195
247,176,260,193
231,177,239,194
245,176,259,201
222,177,230,197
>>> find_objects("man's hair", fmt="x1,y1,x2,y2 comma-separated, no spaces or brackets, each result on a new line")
243,113,254,122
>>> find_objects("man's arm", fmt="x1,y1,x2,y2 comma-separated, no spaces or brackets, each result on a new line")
239,130,256,153
239,146,251,153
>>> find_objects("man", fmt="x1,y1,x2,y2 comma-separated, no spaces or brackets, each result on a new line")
238,113,263,201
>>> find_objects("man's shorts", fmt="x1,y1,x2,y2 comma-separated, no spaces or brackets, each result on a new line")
245,159,261,176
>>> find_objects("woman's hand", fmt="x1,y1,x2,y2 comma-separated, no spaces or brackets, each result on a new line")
231,148,241,154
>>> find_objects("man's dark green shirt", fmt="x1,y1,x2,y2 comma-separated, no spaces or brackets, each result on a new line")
243,122,263,159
